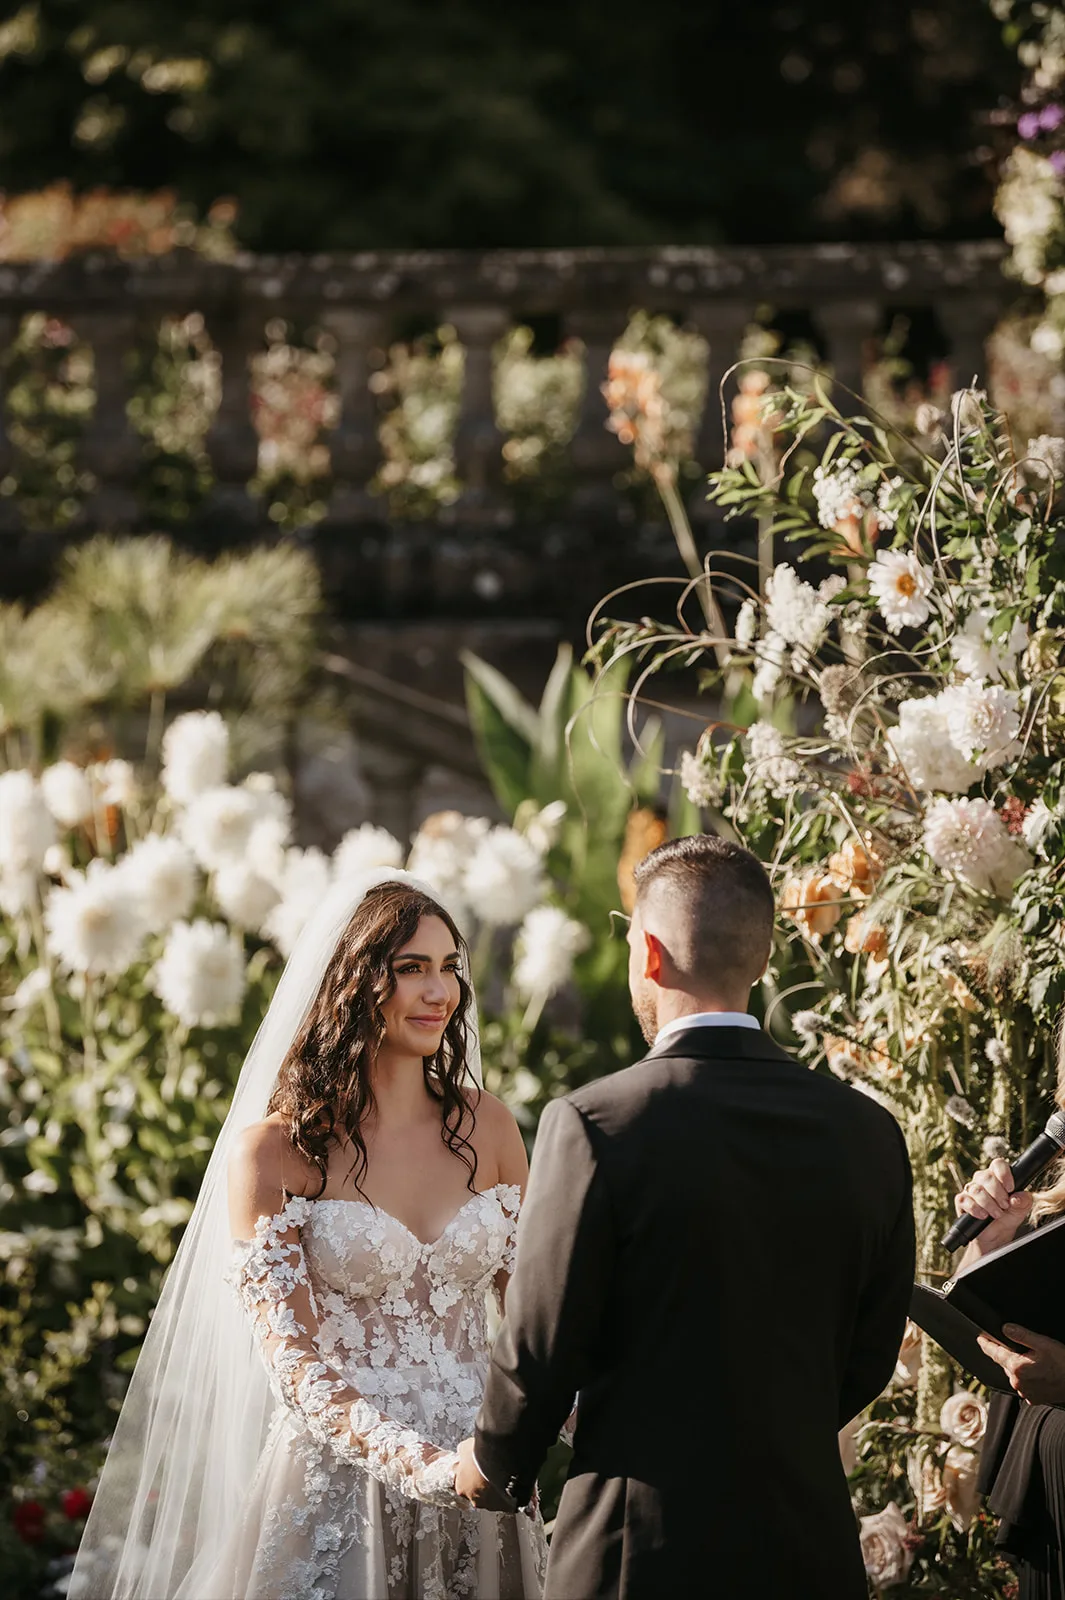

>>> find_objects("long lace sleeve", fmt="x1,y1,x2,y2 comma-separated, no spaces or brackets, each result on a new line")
230,1196,463,1507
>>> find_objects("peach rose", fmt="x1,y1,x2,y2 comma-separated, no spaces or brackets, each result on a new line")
783,871,845,940
894,1320,923,1387
829,835,885,897
943,1445,980,1532
940,1390,987,1449
859,1501,915,1591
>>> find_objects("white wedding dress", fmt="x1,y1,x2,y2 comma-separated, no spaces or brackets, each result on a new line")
201,1180,547,1600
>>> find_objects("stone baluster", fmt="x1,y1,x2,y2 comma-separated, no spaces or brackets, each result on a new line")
444,304,509,504
77,308,142,527
688,300,754,472
936,294,1002,392
204,307,262,527
0,310,19,534
564,307,628,508
318,306,387,522
812,300,883,405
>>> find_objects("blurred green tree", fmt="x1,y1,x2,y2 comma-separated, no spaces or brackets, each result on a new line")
0,0,1018,252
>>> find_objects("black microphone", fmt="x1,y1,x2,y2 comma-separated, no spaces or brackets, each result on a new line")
942,1110,1065,1251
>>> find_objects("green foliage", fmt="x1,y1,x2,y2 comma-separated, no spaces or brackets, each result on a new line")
463,644,662,1123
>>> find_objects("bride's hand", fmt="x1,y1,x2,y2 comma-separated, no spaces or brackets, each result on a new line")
954,1157,1033,1267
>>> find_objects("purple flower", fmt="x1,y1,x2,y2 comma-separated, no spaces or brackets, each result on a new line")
1041,103,1065,131
1019,111,1042,139
1050,150,1065,175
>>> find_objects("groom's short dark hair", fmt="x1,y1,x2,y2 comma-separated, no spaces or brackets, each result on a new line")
632,833,775,992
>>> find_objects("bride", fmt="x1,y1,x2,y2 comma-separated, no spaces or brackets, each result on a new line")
71,870,548,1599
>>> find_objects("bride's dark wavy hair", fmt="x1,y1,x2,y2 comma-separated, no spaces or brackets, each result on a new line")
267,882,479,1200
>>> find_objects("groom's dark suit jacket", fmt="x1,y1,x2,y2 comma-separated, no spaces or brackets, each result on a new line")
474,1023,915,1600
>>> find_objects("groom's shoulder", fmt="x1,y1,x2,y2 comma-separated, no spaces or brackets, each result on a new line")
559,1049,687,1131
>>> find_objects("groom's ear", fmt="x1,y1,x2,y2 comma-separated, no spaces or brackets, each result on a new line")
643,929,665,984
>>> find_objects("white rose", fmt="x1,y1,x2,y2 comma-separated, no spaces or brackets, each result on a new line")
943,1444,980,1532
940,1390,987,1449
858,1501,915,1591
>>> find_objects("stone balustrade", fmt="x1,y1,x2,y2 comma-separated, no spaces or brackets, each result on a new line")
0,240,1013,611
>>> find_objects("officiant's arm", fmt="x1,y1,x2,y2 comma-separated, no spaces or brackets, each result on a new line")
472,1095,614,1508
839,1120,916,1426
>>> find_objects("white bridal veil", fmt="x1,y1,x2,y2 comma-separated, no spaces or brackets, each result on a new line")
70,868,483,1600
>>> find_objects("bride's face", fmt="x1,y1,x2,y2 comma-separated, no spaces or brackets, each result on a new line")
379,914,462,1056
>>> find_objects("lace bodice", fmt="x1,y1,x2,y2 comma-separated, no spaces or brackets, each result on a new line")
229,1183,521,1507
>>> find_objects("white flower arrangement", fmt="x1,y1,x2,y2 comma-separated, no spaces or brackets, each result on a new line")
512,905,591,1000
151,919,246,1028
44,860,147,976
463,826,545,928
40,761,94,828
161,711,230,805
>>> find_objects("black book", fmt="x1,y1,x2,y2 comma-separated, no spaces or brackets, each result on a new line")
910,1214,1065,1389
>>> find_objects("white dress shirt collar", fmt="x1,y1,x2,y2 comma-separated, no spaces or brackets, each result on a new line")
653,1011,760,1048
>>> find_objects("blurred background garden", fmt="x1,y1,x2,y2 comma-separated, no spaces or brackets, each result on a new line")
4,2,1065,1595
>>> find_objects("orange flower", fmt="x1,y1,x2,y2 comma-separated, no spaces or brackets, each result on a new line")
828,835,885,897
783,872,845,940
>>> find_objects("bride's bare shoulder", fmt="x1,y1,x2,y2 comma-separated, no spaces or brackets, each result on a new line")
228,1114,318,1221
467,1090,528,1188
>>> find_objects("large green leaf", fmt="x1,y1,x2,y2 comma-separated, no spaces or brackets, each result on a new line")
460,650,540,744
463,672,532,817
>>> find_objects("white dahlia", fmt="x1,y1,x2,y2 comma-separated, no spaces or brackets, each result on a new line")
463,826,545,927
922,797,1030,897
512,905,591,999
941,681,1023,770
952,607,1027,684
0,770,56,874
118,835,199,933
212,861,280,930
161,711,229,805
92,758,138,808
180,785,260,871
261,846,334,957
407,812,489,915
40,761,94,828
867,550,934,635
0,868,40,917
888,696,981,794
332,823,405,883
152,919,246,1028
43,860,147,976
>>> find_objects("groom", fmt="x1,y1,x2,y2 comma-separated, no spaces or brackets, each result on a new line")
456,834,915,1598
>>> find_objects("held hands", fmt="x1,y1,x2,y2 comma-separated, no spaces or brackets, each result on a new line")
977,1325,1065,1406
953,1157,1033,1263
454,1437,489,1505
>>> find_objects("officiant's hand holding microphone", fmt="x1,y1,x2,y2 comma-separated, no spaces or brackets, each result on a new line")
953,1158,1065,1403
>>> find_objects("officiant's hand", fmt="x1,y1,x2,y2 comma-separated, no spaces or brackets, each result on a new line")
954,1158,1033,1265
977,1325,1065,1406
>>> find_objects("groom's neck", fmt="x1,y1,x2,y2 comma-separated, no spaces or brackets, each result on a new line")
655,992,751,1031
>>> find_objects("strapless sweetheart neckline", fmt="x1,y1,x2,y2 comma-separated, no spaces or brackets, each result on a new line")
309,1181,506,1249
